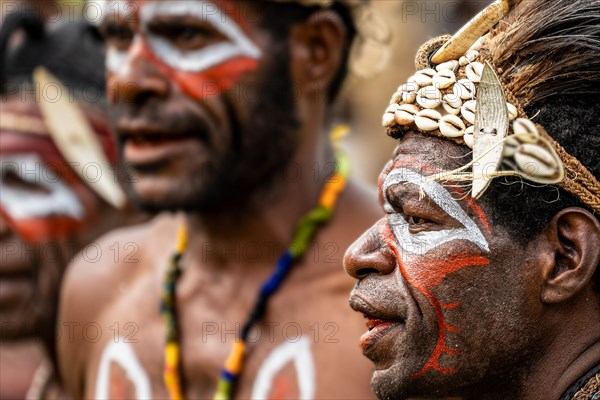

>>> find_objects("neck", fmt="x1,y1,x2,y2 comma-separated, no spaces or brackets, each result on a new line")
519,311,600,400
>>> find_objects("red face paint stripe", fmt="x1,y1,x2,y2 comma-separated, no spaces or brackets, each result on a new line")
379,219,490,378
1,213,84,243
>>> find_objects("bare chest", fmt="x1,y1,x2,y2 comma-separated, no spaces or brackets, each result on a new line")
81,266,372,399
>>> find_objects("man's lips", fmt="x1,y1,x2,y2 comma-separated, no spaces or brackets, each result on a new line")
350,293,404,351
361,317,401,350
119,129,200,168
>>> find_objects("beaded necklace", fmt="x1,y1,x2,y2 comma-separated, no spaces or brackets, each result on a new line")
161,133,350,400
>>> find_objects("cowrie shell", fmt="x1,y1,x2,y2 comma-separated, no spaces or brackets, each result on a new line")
439,114,466,138
407,75,419,85
464,132,474,149
442,94,462,115
383,112,397,128
432,69,456,89
459,49,479,66
435,60,459,72
453,79,477,100
506,103,518,120
397,82,419,104
515,144,560,178
465,61,484,83
385,104,400,114
413,68,436,87
503,137,519,158
394,104,420,125
512,118,539,138
469,37,484,52
416,86,442,109
415,109,442,131
461,100,477,125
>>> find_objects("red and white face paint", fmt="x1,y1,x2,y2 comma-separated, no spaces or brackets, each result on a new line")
102,0,261,100
378,162,492,377
0,132,96,244
382,167,489,255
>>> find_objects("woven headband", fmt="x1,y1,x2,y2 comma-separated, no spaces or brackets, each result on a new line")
381,0,600,213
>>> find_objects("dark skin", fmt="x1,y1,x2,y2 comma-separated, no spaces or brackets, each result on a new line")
344,132,600,400
58,1,379,398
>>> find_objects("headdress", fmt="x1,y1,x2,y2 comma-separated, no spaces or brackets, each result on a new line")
381,0,600,213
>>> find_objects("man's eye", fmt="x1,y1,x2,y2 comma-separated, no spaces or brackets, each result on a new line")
407,215,430,225
150,24,215,51
405,213,440,234
102,24,134,50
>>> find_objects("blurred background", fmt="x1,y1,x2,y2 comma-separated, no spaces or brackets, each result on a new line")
1,0,490,184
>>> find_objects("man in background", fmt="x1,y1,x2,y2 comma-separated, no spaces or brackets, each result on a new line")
1,10,144,398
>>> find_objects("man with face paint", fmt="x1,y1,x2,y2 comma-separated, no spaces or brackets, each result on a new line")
344,0,600,399
0,11,144,399
58,1,388,399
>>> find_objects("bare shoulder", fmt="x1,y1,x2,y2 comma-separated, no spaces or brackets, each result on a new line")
61,212,179,310
57,212,180,396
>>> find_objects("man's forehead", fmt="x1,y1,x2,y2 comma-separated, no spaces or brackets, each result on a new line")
390,132,468,175
95,0,244,21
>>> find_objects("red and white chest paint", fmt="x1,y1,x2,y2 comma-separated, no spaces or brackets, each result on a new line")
102,0,262,101
379,163,492,377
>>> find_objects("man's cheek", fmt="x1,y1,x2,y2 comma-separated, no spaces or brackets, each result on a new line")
169,57,259,101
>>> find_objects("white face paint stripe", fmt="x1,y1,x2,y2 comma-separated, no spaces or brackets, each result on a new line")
140,0,261,73
0,154,84,220
252,337,315,400
95,340,152,400
106,47,130,74
383,168,489,255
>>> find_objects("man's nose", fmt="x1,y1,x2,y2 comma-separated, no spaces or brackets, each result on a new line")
344,223,396,279
109,38,170,104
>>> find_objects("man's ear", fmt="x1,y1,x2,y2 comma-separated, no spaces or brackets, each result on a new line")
288,10,346,98
541,207,600,303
